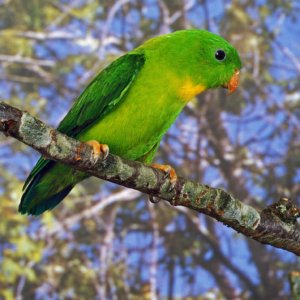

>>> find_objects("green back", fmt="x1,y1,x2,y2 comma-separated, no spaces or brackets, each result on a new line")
23,53,145,190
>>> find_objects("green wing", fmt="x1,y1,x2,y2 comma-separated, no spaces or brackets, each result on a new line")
23,53,145,190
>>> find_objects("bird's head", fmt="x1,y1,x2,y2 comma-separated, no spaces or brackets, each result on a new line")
140,30,242,97
194,31,242,95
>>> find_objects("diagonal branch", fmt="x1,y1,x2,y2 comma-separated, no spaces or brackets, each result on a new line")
1,101,300,256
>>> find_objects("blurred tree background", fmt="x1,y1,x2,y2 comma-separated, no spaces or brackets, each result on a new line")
0,0,300,299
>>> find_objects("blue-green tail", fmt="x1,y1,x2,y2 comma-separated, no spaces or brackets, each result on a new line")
19,161,74,216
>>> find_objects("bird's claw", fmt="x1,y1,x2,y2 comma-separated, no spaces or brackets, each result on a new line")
149,195,160,204
91,156,100,168
149,164,178,193
168,180,177,192
163,167,171,180
101,144,109,161
86,140,109,167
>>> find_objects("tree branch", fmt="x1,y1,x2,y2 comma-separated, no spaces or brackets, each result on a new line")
1,101,300,256
0,54,55,67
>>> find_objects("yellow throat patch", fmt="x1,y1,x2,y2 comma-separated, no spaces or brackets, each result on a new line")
179,79,207,103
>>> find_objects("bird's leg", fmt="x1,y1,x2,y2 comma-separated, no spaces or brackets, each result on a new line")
149,164,178,191
86,140,109,167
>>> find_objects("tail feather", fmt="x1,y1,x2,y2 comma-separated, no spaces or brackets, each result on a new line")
23,157,51,191
19,172,43,214
19,161,75,216
20,185,73,216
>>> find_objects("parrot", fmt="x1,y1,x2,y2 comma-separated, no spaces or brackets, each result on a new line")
19,29,242,216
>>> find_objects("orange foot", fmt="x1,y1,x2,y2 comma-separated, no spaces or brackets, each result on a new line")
73,140,109,175
149,164,178,191
86,140,109,166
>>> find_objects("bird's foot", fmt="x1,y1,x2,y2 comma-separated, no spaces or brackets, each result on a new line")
149,164,178,191
86,140,109,167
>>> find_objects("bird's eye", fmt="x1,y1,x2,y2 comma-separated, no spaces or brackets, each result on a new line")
215,49,226,61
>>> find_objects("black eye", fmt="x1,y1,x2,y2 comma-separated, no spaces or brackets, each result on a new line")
215,49,226,61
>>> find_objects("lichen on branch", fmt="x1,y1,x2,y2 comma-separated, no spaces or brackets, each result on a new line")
1,101,300,256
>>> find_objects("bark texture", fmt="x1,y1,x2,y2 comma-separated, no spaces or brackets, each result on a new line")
1,101,300,256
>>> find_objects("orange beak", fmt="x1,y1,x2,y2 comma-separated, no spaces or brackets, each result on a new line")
222,69,240,95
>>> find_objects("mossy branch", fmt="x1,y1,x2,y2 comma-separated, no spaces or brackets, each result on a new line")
1,101,300,256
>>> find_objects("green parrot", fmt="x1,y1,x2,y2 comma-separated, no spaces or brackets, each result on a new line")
19,29,242,216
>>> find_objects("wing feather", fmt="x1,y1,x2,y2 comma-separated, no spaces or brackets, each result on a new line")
23,53,145,190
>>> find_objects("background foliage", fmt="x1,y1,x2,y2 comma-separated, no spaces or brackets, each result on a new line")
1,0,300,299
